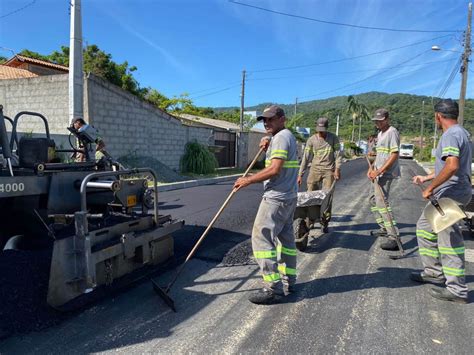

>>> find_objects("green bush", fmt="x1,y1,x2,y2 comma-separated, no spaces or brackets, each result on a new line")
180,141,218,174
414,145,432,162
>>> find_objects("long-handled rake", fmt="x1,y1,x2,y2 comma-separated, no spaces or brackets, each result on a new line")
152,147,265,311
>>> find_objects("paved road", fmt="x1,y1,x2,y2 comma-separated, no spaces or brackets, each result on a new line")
1,158,473,353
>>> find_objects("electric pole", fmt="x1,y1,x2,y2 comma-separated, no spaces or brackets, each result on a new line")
69,0,83,124
420,100,425,159
239,69,246,133
336,114,340,137
238,69,246,168
459,2,472,126
294,97,298,115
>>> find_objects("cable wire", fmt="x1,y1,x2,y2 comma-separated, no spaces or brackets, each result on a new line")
299,48,441,100
249,34,453,73
229,0,462,34
434,57,462,98
247,58,456,82
190,84,241,100
0,0,36,20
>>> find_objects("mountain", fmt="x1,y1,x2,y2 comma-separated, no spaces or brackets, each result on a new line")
215,92,474,142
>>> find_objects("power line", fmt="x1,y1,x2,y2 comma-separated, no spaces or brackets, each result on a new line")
190,84,241,100
247,58,456,82
0,0,36,20
433,57,462,98
185,81,241,96
248,34,453,73
229,0,462,34
298,47,444,100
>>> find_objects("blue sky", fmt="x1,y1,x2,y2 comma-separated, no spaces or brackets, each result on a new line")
0,0,472,108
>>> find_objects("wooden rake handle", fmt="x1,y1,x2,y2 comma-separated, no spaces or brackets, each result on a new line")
165,147,265,292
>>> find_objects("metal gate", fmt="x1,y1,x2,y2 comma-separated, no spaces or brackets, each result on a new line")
214,131,236,167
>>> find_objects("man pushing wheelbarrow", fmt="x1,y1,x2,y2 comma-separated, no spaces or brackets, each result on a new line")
298,117,341,234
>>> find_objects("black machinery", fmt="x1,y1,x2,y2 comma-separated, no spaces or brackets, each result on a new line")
0,105,183,309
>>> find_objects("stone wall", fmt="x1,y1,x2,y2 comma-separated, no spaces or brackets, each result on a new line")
85,74,212,170
0,74,213,171
0,74,69,134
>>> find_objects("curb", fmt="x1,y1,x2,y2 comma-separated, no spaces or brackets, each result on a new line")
157,174,241,192
157,158,358,192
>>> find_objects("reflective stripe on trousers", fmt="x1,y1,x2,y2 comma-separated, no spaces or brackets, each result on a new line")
252,197,297,290
416,203,467,298
368,176,399,237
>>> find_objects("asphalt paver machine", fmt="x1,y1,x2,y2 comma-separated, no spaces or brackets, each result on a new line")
0,105,183,309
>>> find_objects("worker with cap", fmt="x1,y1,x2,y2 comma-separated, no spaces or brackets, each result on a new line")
367,108,401,250
234,104,299,305
298,117,341,233
411,99,471,304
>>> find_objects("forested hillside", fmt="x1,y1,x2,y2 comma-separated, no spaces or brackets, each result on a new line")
217,92,474,143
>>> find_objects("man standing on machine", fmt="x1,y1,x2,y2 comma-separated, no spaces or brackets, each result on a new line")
234,105,299,305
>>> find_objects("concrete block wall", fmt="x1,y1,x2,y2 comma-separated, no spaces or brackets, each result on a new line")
247,131,267,164
85,74,212,170
0,75,69,135
0,74,214,171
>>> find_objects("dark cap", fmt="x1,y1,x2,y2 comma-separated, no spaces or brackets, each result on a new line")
71,117,86,125
434,99,459,119
315,117,329,132
372,108,389,121
257,105,285,121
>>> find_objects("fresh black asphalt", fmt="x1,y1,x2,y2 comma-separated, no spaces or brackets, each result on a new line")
1,158,473,353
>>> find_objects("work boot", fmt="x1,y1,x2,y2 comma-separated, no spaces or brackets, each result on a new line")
429,287,468,304
410,271,446,285
321,224,329,233
380,238,398,251
370,229,388,237
283,283,296,295
248,287,283,305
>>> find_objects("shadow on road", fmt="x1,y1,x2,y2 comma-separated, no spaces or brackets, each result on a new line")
286,267,422,302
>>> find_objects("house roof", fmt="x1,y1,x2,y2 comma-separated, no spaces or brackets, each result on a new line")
0,65,39,79
4,55,68,72
178,113,266,133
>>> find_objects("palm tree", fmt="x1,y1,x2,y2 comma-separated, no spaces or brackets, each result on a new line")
357,104,370,144
347,95,370,144
347,95,360,142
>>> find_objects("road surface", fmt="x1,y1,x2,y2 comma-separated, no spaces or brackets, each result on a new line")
1,158,473,354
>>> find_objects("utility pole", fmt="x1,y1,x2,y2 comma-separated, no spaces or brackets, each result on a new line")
420,100,425,159
69,0,83,124
459,2,472,126
239,70,246,133
238,69,246,168
420,101,425,150
294,97,298,115
336,114,340,137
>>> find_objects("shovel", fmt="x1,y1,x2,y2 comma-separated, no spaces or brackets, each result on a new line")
406,166,466,233
365,156,404,259
423,195,466,234
152,146,266,312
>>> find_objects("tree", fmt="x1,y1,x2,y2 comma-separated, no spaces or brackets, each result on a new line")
346,95,369,143
19,45,145,97
286,113,306,142
0,56,7,64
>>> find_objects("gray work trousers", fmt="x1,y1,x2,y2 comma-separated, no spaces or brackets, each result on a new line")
416,191,470,298
252,197,297,291
369,176,399,238
307,169,334,226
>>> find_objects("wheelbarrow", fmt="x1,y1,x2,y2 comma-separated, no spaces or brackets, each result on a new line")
293,180,336,251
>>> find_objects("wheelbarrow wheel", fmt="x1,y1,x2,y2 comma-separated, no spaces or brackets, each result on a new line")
294,218,309,252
